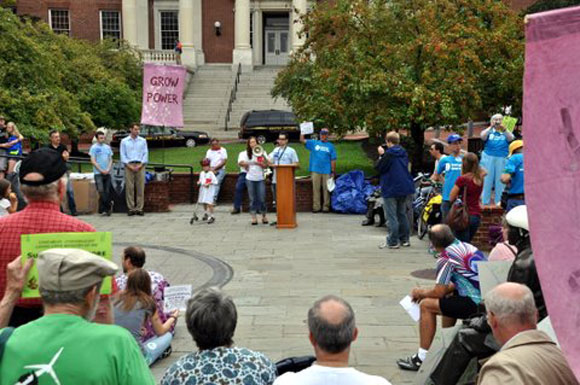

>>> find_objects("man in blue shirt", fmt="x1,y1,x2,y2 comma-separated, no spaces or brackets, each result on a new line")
120,123,149,216
480,114,514,205
269,132,299,210
89,131,114,216
434,134,464,220
375,131,415,249
501,140,524,212
301,128,337,213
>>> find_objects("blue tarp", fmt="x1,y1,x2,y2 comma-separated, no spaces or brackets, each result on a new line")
331,170,377,214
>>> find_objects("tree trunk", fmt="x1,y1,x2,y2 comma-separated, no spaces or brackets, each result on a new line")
410,121,425,175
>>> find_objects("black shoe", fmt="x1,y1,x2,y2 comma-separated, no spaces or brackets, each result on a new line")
160,345,172,360
207,217,215,224
396,354,423,371
362,219,375,226
137,211,144,216
231,208,241,215
312,210,321,214
128,211,135,216
270,221,277,226
70,212,78,217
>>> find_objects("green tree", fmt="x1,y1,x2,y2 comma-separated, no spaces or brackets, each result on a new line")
273,0,524,171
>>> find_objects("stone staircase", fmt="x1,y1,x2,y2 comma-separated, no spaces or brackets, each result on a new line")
227,66,291,130
182,65,291,140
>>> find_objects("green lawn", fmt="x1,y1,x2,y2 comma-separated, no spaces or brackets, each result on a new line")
74,141,374,177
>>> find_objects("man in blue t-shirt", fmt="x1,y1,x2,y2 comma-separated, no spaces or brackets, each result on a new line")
301,128,337,213
89,131,114,216
434,134,464,220
501,140,524,212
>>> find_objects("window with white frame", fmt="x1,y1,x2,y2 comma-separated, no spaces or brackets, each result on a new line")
160,11,179,50
49,9,70,36
100,10,121,40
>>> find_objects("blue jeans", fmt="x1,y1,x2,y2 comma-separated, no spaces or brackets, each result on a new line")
233,172,247,210
143,332,172,366
454,215,481,243
383,196,410,246
213,168,227,202
246,179,266,215
94,174,112,213
481,152,507,205
506,198,525,213
66,175,77,215
441,200,452,222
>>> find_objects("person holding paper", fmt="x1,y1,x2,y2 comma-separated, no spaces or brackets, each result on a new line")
113,268,178,366
300,128,337,213
501,140,525,212
120,123,149,216
397,224,486,371
0,249,156,385
480,114,514,206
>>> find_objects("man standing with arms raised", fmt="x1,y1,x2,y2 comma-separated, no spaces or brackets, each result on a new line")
120,123,148,216
301,128,337,213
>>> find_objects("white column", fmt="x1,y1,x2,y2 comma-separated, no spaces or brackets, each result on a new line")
179,0,197,68
192,0,205,65
292,0,308,51
252,9,262,65
134,0,149,49
122,0,138,46
233,0,253,68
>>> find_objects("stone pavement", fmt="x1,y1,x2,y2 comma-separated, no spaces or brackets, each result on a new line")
83,204,439,385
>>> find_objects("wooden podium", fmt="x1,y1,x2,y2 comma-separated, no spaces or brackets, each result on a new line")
274,165,298,228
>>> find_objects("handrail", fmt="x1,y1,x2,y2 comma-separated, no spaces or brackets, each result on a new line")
0,154,196,204
225,63,243,131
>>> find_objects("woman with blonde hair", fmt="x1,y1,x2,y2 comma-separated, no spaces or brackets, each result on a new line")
449,152,485,242
3,122,23,175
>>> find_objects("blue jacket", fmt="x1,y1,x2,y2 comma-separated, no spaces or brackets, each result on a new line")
375,145,415,198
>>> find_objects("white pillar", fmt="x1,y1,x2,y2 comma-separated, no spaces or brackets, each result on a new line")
233,0,253,68
179,0,197,68
292,0,308,51
134,0,149,49
193,0,205,65
122,0,138,46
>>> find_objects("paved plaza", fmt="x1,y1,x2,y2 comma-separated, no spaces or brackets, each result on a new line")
84,204,438,384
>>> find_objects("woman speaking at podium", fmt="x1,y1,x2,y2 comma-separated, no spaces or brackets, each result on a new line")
238,137,269,225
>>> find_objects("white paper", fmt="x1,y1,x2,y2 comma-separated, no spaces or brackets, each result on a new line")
476,261,512,298
163,285,192,313
400,295,421,322
300,121,314,135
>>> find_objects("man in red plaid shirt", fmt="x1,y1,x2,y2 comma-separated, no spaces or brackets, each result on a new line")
0,148,108,327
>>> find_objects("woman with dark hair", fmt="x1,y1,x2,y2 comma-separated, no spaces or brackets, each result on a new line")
113,268,179,366
449,152,484,242
238,136,269,225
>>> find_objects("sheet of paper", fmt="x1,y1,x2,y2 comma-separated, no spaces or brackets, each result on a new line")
164,285,193,313
502,116,518,132
300,121,314,135
400,295,420,322
476,260,512,298
21,232,113,298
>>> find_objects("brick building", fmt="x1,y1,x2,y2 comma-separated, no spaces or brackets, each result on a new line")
15,0,539,69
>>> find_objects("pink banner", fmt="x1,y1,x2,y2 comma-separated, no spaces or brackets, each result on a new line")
524,6,580,380
140,63,186,127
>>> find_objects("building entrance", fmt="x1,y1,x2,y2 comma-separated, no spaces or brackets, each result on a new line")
263,13,290,65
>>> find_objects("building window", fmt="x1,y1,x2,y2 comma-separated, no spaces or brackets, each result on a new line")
100,11,122,40
160,11,179,50
49,9,70,36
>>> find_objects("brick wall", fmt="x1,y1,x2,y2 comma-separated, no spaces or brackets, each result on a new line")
16,0,123,42
471,206,505,251
145,181,170,212
202,0,235,63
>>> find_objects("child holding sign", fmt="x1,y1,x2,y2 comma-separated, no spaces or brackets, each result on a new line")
198,158,218,224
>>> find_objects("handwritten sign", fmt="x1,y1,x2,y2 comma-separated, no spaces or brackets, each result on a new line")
141,63,186,127
502,116,518,132
476,260,512,298
20,232,113,298
300,122,314,135
164,285,192,313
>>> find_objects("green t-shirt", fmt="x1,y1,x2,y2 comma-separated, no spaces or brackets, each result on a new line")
0,314,155,385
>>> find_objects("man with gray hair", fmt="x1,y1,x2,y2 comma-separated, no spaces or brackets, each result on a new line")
161,287,276,385
477,282,578,385
274,295,391,385
0,248,155,385
0,148,99,327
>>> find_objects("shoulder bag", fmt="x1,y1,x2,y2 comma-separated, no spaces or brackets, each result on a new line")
447,187,470,232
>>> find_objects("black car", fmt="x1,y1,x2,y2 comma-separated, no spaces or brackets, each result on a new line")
111,125,210,148
238,110,299,144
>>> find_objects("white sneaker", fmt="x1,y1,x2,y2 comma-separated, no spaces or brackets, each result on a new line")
401,241,411,247
379,242,400,249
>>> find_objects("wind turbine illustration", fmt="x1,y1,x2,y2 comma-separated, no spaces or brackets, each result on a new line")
16,347,64,385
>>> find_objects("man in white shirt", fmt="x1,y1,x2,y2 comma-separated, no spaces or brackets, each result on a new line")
120,123,149,216
274,295,391,385
205,138,228,203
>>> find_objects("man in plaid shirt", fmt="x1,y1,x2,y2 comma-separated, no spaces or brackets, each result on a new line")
0,148,100,327
397,224,487,371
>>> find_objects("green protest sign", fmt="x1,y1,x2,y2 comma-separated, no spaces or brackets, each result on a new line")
502,116,518,132
21,232,113,298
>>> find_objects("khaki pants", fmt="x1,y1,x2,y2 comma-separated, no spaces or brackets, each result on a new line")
311,172,330,212
125,166,145,212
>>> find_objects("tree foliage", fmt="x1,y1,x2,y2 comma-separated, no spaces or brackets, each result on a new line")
0,8,142,142
273,0,525,169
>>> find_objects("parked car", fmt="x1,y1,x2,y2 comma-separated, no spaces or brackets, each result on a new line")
111,125,209,148
238,110,299,144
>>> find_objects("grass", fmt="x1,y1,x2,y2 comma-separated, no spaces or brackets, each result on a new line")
73,141,374,177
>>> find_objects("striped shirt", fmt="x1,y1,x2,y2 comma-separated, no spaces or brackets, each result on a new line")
436,240,487,304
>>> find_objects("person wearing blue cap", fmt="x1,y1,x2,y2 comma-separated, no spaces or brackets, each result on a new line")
433,134,464,220
301,128,337,213
480,114,514,206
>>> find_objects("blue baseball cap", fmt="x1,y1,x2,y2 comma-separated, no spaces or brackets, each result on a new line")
447,134,462,144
